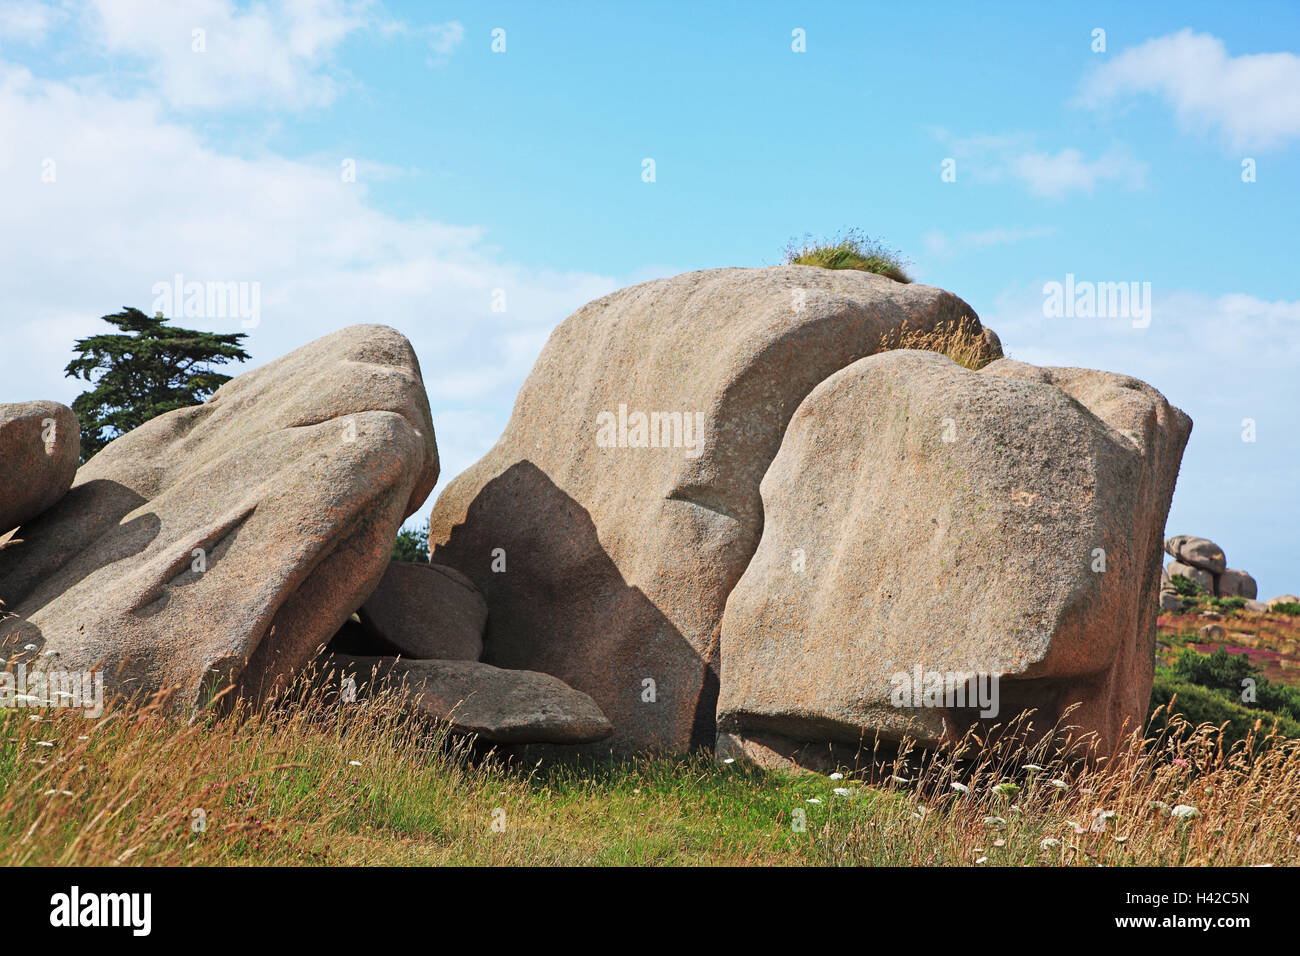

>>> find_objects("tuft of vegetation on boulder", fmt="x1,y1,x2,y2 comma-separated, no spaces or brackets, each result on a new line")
784,228,912,283
877,314,1002,370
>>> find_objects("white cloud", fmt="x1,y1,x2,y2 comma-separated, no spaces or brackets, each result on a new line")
929,129,1146,199
0,63,622,502
1081,29,1300,150
1008,147,1145,199
426,20,464,57
78,0,463,110
923,226,1058,258
82,0,368,109
0,0,63,43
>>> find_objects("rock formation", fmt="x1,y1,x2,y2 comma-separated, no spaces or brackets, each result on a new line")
322,654,613,743
358,561,486,661
428,266,996,753
0,401,80,534
0,267,1204,761
1160,535,1257,609
0,325,439,707
715,351,1191,763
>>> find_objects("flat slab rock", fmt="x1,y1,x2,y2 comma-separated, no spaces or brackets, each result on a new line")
324,654,613,744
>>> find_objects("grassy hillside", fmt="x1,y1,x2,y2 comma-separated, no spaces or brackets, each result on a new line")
1154,591,1300,746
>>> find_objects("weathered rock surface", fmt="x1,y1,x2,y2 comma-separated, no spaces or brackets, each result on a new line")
717,351,1191,760
1269,595,1300,610
1217,569,1258,600
1198,623,1227,641
429,266,994,752
0,325,438,707
1164,535,1226,575
323,653,613,743
0,402,80,534
358,561,485,661
1159,590,1186,612
1167,560,1213,593
1158,566,1185,612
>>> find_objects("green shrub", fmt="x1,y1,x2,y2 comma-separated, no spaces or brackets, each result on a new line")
391,520,429,563
1149,674,1300,748
784,229,912,283
1154,646,1300,734
1271,601,1300,616
1169,573,1204,599
1169,646,1254,692
1208,596,1247,612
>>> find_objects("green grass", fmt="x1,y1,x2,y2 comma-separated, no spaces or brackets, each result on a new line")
4,689,1299,866
784,229,912,283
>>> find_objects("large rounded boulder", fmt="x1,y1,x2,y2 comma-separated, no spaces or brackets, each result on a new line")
1164,535,1226,575
716,351,1191,764
430,267,992,752
0,325,438,707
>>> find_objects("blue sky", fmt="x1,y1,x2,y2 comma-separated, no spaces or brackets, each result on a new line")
1,1,1297,595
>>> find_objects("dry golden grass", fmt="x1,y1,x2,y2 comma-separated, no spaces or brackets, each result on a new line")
1,683,1296,866
879,313,1003,371
823,703,1300,866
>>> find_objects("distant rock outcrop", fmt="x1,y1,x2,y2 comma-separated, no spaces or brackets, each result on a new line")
1165,535,1226,575
1161,535,1257,608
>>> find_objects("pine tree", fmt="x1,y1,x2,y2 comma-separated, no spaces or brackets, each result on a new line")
66,307,251,461
391,520,430,563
